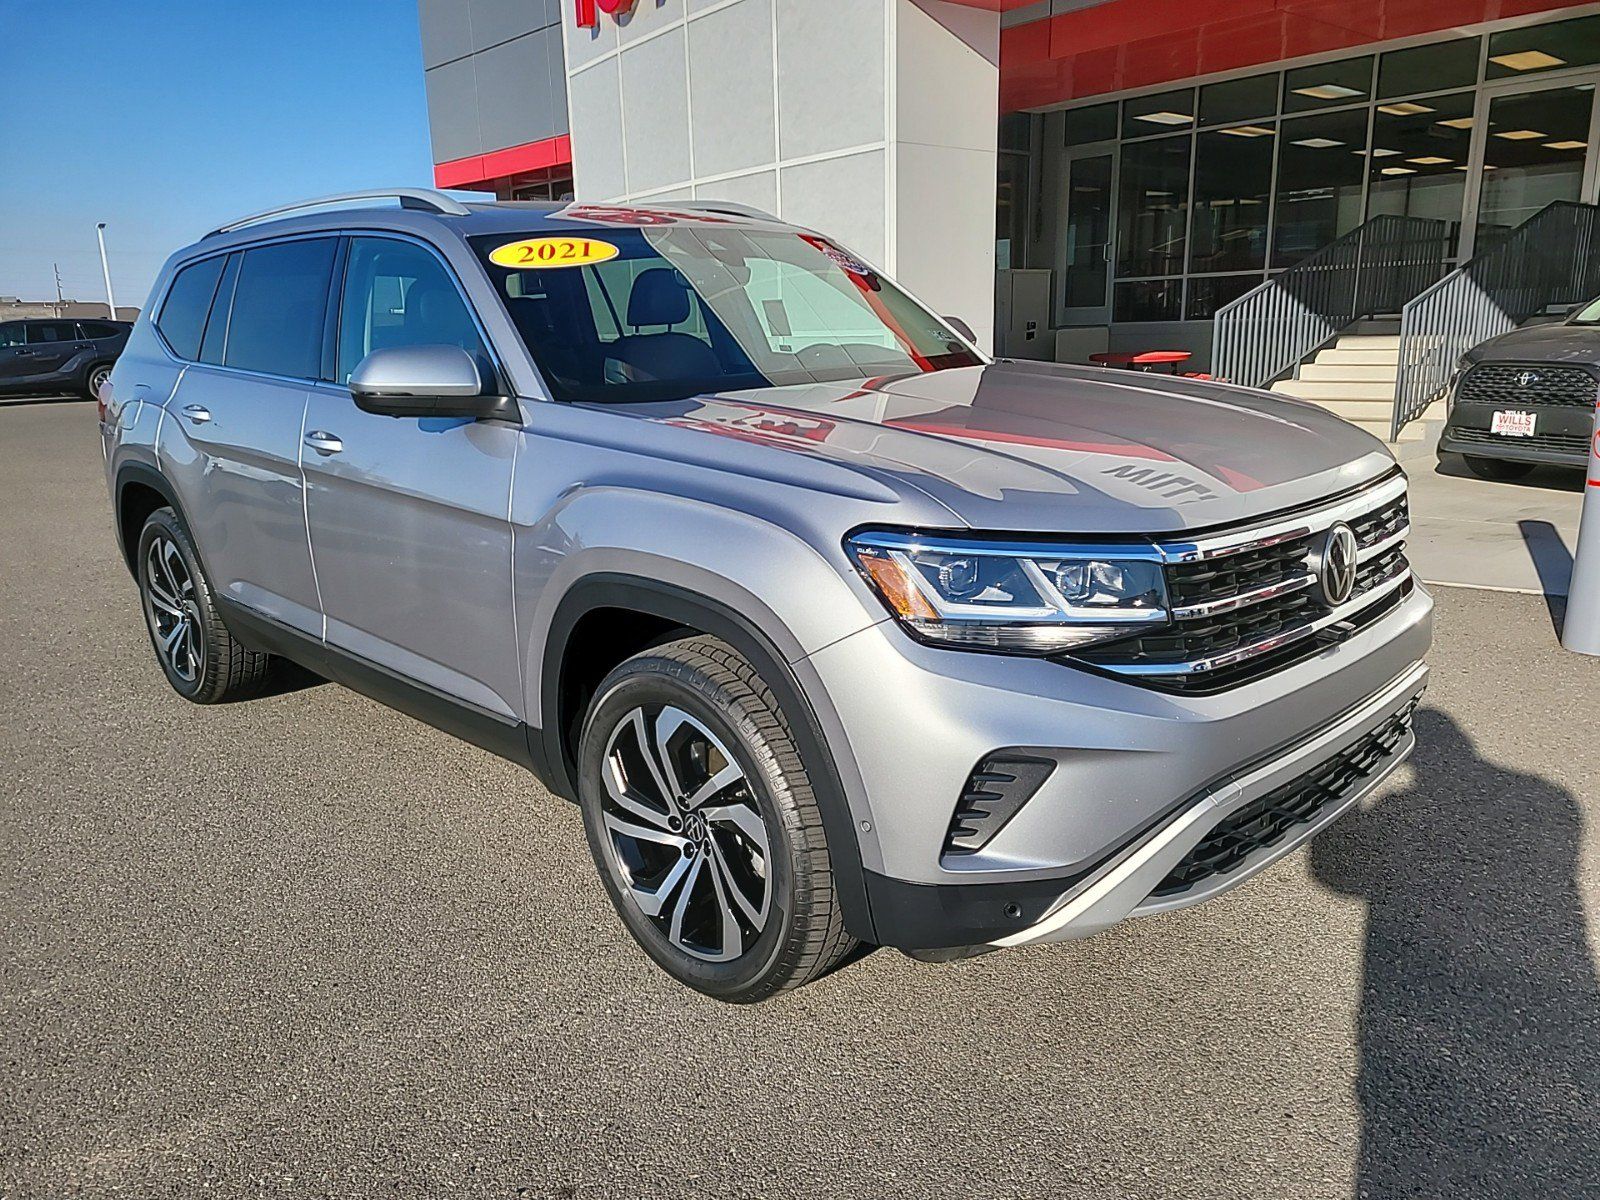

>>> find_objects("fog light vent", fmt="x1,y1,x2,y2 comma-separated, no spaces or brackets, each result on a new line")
943,754,1055,856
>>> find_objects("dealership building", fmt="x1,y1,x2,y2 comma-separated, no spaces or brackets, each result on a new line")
419,0,1600,443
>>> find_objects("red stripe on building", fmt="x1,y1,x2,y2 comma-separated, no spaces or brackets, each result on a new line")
999,0,1585,112
434,134,573,192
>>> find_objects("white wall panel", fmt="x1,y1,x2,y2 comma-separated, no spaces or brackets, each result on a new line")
687,0,777,179
618,25,692,193
776,0,888,160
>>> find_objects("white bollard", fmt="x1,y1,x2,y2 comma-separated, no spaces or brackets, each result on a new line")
1562,398,1600,656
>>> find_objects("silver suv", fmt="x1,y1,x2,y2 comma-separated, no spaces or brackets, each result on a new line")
101,190,1431,1002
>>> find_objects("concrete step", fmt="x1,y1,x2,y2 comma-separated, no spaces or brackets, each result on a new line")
1333,334,1401,351
1311,346,1400,367
1298,362,1399,382
1271,379,1395,401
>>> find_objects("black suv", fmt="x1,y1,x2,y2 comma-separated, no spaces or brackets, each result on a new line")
0,317,131,400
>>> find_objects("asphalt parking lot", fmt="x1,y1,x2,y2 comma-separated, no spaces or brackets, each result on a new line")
3,400,1598,1199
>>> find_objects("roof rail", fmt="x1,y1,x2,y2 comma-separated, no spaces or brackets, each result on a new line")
668,200,780,222
205,189,471,238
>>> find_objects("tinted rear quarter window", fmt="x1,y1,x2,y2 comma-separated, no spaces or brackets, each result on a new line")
78,321,120,340
26,321,77,344
224,238,337,379
157,257,226,360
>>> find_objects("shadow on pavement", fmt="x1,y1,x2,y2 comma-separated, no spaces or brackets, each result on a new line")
1310,708,1599,1199
1431,455,1585,494
1517,518,1573,634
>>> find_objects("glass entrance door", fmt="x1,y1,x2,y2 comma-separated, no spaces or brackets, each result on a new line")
1469,78,1600,253
1057,147,1115,325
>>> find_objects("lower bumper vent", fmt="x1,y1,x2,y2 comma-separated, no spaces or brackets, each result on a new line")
1151,700,1416,896
943,754,1055,857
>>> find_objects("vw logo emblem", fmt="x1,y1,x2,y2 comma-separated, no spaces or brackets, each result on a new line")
1515,370,1540,388
1314,523,1359,606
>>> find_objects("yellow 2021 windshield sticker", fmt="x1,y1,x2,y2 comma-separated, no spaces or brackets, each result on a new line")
487,236,620,268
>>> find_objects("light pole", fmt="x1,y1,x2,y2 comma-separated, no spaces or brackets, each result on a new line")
95,222,117,319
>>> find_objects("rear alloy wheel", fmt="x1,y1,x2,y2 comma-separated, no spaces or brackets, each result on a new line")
85,363,111,403
577,636,855,1002
135,507,274,703
1462,455,1534,482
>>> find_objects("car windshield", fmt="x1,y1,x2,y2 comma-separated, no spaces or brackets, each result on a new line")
1571,297,1600,324
469,220,981,403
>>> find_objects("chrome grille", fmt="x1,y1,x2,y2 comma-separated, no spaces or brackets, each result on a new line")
1458,363,1598,409
1073,473,1412,692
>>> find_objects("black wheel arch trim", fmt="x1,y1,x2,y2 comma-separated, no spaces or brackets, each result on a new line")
113,462,191,575
541,574,879,944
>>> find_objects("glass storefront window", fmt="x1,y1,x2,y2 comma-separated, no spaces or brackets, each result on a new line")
1065,102,1117,146
1122,89,1195,138
1114,279,1182,322
1186,274,1263,320
1199,73,1279,126
1487,14,1600,79
1378,38,1479,98
1283,56,1373,113
1190,124,1275,273
1366,91,1473,258
1117,134,1192,277
1477,84,1595,247
1272,108,1371,266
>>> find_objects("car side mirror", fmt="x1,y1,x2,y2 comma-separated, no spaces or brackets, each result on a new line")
944,316,977,344
348,345,514,420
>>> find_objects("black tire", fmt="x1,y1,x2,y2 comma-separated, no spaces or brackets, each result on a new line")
1462,454,1534,482
135,507,274,703
83,362,112,403
577,635,856,1002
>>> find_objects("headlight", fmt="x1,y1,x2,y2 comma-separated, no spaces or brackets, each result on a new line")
845,531,1167,654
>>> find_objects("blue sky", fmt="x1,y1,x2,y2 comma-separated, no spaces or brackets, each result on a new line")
0,0,437,308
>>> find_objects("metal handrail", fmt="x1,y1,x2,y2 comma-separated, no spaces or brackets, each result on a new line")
205,189,472,238
1212,215,1448,391
1392,200,1600,440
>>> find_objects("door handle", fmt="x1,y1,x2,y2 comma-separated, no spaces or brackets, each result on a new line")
304,430,343,456
181,404,212,424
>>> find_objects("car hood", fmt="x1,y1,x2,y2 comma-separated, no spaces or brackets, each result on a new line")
609,361,1396,535
1468,321,1600,366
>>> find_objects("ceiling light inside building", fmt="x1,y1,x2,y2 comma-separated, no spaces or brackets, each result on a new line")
1407,156,1453,165
1489,49,1566,71
1293,137,1345,148
1367,147,1403,157
1378,102,1436,116
1135,111,1194,125
1495,129,1547,140
1438,116,1476,129
1545,140,1587,150
1381,166,1418,175
1218,125,1274,137
1293,83,1365,100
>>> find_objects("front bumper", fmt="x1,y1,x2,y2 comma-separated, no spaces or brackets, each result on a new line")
800,584,1432,950
1440,399,1592,468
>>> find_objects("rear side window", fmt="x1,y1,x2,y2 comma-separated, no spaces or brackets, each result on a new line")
26,321,77,345
336,237,489,382
157,257,226,360
225,238,337,379
77,321,120,340
0,323,22,347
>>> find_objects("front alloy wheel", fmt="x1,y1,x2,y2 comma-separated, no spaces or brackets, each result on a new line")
577,636,856,1002
599,704,772,962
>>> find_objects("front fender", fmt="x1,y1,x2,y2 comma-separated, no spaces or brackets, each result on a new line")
517,488,889,941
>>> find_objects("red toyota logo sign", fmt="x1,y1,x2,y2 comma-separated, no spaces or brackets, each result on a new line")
574,0,636,27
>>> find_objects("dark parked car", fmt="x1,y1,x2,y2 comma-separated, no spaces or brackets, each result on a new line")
0,317,131,401
1440,300,1600,480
